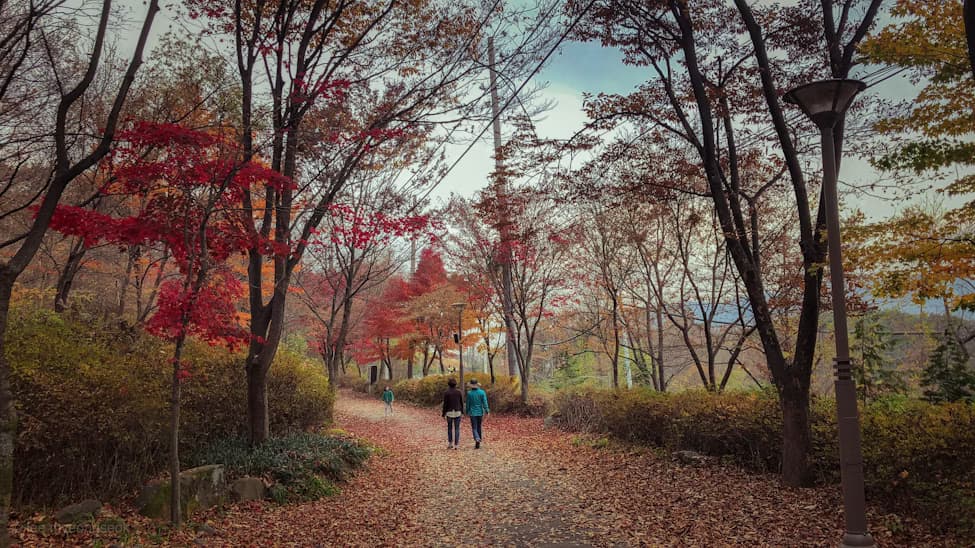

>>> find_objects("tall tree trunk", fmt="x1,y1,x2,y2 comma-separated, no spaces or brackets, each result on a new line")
246,277,288,444
656,305,666,391
326,353,339,392
680,0,821,485
519,346,532,404
642,301,660,391
406,342,414,379
482,329,497,384
610,293,620,389
136,250,168,323
780,383,812,486
520,370,528,404
117,246,138,317
246,361,269,444
964,0,975,80
325,298,355,390
54,239,87,312
169,335,186,526
0,278,16,546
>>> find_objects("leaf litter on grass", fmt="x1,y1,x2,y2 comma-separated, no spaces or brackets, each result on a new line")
13,389,961,547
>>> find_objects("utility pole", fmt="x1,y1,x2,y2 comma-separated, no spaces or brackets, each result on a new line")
488,36,519,378
410,197,418,275
452,302,466,399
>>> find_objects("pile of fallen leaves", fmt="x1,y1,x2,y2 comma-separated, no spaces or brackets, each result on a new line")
12,391,961,546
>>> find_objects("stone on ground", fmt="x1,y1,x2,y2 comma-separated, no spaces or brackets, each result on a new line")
136,464,226,519
54,499,102,524
674,449,709,465
230,477,265,502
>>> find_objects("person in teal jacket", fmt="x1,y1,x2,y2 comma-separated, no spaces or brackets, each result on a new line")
465,379,489,448
381,386,394,417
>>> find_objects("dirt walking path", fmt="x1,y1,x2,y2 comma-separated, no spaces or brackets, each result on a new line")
334,393,595,547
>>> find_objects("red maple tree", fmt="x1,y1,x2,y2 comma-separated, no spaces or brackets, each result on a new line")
48,120,286,524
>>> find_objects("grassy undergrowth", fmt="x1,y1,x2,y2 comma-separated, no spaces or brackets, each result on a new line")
186,433,371,503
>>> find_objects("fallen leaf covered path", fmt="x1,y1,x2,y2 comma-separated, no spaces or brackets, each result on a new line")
146,390,950,546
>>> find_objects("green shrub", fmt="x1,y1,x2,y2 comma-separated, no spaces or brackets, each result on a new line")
8,300,333,506
186,433,370,503
179,343,333,446
552,387,781,469
550,386,975,538
335,374,369,393
849,396,975,536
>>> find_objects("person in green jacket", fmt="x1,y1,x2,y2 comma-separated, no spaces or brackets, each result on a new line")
465,379,489,448
382,386,394,417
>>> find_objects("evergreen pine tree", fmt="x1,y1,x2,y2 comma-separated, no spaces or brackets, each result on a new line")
922,329,975,403
853,313,906,404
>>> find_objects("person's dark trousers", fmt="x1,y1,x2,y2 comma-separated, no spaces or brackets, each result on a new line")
447,417,461,445
470,415,483,442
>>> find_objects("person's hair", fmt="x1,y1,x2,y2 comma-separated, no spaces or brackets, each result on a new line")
447,378,457,387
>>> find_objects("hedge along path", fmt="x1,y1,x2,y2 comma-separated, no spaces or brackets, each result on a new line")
181,390,954,547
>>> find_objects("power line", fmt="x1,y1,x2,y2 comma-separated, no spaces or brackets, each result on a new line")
413,0,600,205
398,0,565,210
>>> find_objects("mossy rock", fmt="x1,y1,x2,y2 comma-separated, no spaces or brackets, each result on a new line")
137,464,226,519
54,499,101,524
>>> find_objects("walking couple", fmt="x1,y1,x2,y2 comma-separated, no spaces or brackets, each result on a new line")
441,378,489,449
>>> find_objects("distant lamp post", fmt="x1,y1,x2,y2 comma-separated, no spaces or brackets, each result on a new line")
784,78,874,548
451,302,467,397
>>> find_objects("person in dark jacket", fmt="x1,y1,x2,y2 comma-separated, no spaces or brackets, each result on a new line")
441,378,464,449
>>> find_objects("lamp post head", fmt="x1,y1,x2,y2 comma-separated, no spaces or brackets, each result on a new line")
451,302,466,311
783,78,865,129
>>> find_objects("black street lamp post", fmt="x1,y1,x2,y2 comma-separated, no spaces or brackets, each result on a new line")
452,302,466,396
784,78,874,548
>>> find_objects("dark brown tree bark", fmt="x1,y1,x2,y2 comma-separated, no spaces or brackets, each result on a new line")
54,238,87,312
966,0,975,80
0,277,15,548
169,336,184,526
117,246,138,317
406,341,415,380
246,364,269,443
780,382,813,485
